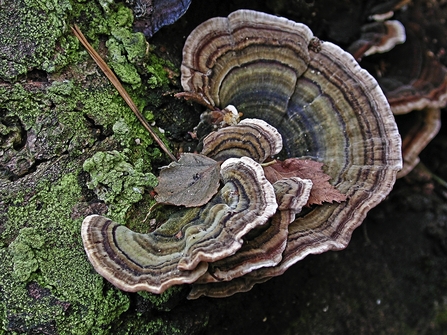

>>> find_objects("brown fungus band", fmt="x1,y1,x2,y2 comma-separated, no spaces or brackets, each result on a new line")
348,20,406,61
181,9,402,298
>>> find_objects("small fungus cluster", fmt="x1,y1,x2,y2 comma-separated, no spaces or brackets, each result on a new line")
347,1,447,177
82,10,402,298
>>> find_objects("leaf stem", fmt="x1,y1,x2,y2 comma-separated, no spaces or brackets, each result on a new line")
71,24,177,162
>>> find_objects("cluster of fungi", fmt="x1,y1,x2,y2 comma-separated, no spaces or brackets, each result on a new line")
82,9,405,298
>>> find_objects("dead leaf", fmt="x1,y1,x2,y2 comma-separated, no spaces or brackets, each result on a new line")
155,153,221,207
263,158,347,205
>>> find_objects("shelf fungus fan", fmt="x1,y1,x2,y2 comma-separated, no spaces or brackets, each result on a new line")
194,176,313,285
181,10,402,298
201,118,283,162
81,156,277,294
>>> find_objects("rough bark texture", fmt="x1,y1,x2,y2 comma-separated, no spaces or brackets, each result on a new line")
1,0,447,334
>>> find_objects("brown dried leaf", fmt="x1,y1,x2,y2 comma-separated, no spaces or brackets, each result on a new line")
263,158,347,205
155,153,221,207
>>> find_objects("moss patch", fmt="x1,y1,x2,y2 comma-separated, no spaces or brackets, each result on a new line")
0,0,73,80
83,150,158,222
9,227,45,282
2,172,130,334
0,0,197,333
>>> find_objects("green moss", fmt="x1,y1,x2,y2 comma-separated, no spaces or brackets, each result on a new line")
70,1,109,40
0,77,169,165
117,317,170,335
146,53,178,89
0,71,175,333
0,0,75,80
2,172,131,334
435,306,447,333
0,0,195,333
9,228,45,282
137,286,184,312
83,150,158,222
0,82,95,167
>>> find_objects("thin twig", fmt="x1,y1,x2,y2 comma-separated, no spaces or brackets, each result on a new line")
71,24,177,162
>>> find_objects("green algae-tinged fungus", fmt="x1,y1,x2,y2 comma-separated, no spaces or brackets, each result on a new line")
81,156,278,294
180,9,402,298
192,176,312,287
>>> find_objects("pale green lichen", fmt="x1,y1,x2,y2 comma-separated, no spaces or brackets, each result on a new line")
106,36,142,86
0,78,176,334
108,2,133,28
112,28,148,64
83,150,158,222
0,78,166,165
104,4,150,87
98,0,117,15
1,80,94,147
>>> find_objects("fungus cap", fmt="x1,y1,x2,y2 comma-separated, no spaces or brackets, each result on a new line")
201,118,283,162
181,9,402,297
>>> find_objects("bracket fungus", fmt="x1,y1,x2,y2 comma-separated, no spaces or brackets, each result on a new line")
352,17,447,176
370,24,447,116
348,20,406,61
194,176,312,285
81,9,402,298
180,9,401,297
397,107,441,178
201,118,283,162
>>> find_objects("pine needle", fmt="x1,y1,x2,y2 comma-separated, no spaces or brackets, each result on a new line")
71,24,177,162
